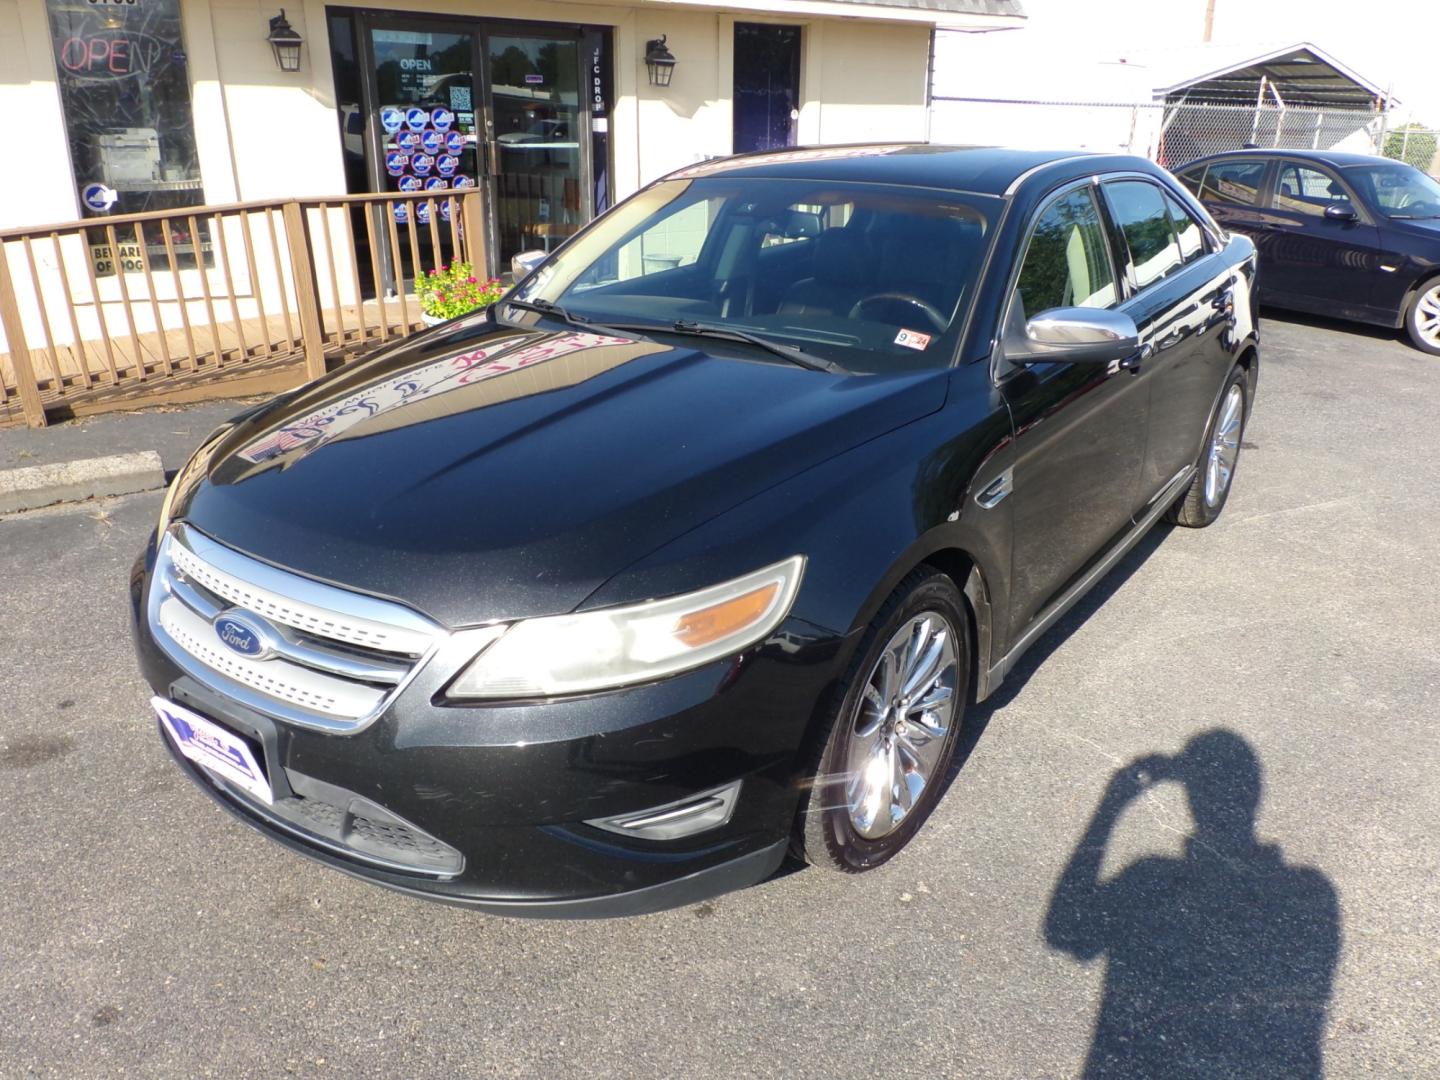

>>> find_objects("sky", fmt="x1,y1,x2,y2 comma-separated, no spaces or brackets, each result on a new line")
1001,0,1436,124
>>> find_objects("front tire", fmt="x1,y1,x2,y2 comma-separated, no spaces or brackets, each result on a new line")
1169,364,1247,528
794,568,970,873
1404,279,1440,356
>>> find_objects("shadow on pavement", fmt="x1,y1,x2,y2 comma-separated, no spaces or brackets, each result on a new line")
1259,305,1403,347
1044,731,1341,1078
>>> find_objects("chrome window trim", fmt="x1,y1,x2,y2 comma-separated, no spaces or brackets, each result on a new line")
1002,153,1094,197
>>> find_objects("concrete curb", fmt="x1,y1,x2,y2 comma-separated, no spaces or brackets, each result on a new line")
0,451,166,515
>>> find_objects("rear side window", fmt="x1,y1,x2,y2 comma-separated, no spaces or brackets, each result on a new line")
1104,180,1183,290
1162,190,1207,264
1199,160,1266,206
1014,187,1118,318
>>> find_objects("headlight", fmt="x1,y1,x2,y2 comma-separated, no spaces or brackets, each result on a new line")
447,555,805,699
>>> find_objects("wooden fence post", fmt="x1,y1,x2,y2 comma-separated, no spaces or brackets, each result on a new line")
280,200,327,381
461,190,490,279
0,242,48,428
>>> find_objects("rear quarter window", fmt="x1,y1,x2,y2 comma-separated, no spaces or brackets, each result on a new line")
1176,166,1206,196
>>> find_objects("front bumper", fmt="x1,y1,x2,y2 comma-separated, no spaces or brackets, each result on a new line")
130,535,847,916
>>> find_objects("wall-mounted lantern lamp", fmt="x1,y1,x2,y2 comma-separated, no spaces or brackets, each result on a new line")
645,36,676,87
267,10,304,72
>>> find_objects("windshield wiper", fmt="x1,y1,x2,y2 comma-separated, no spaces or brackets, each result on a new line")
501,298,596,328
598,318,843,373
1389,213,1440,219
502,297,633,337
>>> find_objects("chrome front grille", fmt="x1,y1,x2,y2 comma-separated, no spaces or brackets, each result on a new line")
148,525,445,732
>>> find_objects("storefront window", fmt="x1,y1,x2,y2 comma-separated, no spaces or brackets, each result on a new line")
47,0,207,272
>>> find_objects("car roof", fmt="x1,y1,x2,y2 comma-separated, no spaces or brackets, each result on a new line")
1178,148,1397,171
661,144,1158,197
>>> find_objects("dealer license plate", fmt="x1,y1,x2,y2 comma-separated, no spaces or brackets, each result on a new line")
154,696,272,805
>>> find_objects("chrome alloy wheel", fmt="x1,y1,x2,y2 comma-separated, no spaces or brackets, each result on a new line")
1415,283,1440,351
1204,384,1244,507
845,612,959,840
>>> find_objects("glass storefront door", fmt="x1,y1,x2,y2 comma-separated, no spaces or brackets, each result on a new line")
328,14,598,280
487,34,586,265
366,22,482,287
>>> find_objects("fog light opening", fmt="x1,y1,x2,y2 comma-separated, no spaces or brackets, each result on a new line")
587,780,742,841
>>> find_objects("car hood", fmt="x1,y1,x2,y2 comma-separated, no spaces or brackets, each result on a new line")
179,315,948,625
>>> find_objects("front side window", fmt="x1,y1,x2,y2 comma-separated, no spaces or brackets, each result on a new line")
1014,187,1117,319
1199,160,1265,207
1273,163,1352,218
516,178,996,372
1104,180,1183,290
1342,163,1440,220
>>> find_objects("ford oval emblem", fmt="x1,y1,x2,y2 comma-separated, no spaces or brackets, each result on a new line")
213,613,271,659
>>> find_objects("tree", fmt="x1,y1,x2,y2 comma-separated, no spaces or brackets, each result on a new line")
1383,123,1438,172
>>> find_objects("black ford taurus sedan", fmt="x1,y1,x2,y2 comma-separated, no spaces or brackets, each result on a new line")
132,145,1260,917
1176,149,1440,354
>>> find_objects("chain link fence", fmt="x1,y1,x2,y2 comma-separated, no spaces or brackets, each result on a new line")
1382,125,1440,174
928,97,1433,172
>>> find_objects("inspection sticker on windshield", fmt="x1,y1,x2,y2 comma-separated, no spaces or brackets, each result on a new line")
153,697,272,805
895,328,932,351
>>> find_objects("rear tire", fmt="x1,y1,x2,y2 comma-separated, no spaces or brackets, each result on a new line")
1404,279,1440,356
1169,364,1247,528
793,568,970,873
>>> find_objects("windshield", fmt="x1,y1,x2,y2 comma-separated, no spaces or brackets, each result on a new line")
1343,162,1440,218
512,177,997,372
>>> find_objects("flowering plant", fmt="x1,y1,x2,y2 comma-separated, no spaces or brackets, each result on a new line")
418,262,505,321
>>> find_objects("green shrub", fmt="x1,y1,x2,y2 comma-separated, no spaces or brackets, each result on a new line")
418,262,505,321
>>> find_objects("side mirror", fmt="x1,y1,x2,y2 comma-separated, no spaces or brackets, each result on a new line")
1324,202,1358,222
511,249,547,279
1006,306,1141,365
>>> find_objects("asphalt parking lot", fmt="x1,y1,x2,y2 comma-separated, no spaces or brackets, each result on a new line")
2,312,1437,1079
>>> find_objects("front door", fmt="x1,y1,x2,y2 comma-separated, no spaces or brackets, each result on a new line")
1259,159,1385,318
1002,183,1150,638
1101,178,1236,502
487,32,587,266
733,24,801,154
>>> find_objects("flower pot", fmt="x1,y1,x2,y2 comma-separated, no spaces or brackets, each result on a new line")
421,311,446,327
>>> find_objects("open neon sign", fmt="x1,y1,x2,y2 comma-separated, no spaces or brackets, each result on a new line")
58,31,165,79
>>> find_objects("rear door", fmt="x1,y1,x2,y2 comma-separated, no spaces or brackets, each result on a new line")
1000,182,1151,637
1101,179,1238,500
1259,159,1385,317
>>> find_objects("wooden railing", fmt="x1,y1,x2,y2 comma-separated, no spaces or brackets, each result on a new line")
0,189,488,427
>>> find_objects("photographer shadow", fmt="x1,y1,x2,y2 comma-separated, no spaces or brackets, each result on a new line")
1045,731,1341,1079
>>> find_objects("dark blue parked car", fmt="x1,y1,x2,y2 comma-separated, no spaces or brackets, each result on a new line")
1176,149,1440,354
